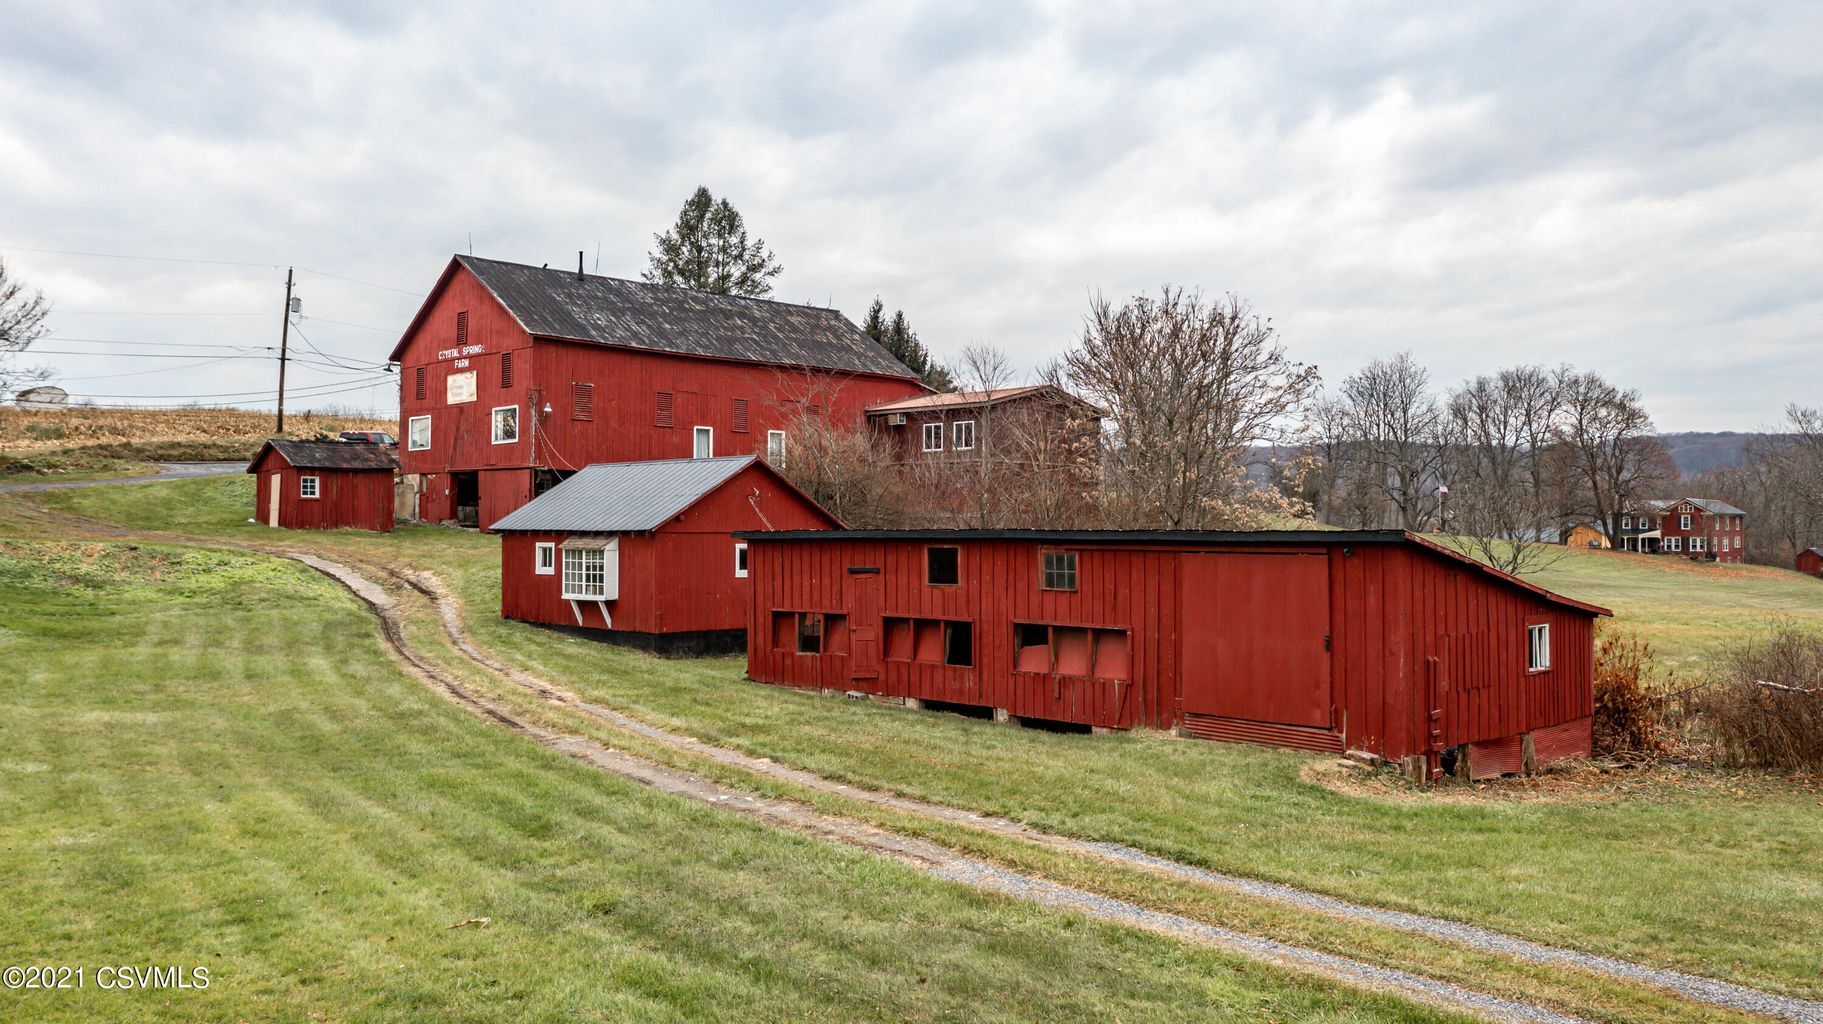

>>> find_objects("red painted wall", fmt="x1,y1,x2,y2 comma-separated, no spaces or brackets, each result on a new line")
498,462,838,636
394,262,925,524
1638,502,1747,563
1799,550,1823,576
744,535,1599,762
250,450,394,532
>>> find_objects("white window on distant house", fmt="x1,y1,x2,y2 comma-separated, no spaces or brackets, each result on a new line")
922,422,944,452
1680,513,1692,530
562,547,607,599
1527,623,1551,672
953,419,976,451
1691,537,1706,553
408,415,431,451
1621,516,1631,529
734,542,749,578
694,426,714,459
491,405,519,445
534,542,556,575
1666,537,1682,552
766,430,787,467
299,475,320,499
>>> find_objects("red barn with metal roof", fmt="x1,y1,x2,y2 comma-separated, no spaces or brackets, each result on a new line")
491,456,840,655
1799,547,1823,577
740,529,1609,777
387,255,927,528
246,440,396,532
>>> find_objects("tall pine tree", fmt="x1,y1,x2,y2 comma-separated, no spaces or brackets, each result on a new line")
862,297,954,391
643,187,783,297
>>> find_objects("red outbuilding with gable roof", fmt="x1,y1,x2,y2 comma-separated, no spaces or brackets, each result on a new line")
247,439,396,532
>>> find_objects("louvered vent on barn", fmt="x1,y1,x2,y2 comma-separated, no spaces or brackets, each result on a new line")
572,382,594,421
414,366,426,402
500,351,513,389
656,390,674,427
456,310,468,345
732,398,750,433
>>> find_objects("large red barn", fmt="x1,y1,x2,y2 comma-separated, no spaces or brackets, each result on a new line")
246,440,396,532
740,529,1609,777
491,456,839,655
388,255,926,528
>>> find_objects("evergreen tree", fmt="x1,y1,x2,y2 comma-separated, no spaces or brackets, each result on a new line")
643,186,783,297
862,297,954,391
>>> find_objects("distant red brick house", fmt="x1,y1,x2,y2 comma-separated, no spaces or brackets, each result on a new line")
865,384,1102,464
1618,498,1747,563
1799,547,1823,577
389,255,926,529
247,440,396,532
489,456,839,655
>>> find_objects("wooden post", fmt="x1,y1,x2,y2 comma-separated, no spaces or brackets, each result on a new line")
276,267,294,434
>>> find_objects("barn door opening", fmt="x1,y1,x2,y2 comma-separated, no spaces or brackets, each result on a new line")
267,474,281,527
1178,553,1332,728
848,568,881,683
451,472,480,527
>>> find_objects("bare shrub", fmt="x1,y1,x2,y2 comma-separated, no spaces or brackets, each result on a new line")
1591,628,1665,756
1696,625,1823,772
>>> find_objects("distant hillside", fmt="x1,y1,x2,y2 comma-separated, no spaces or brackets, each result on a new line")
0,406,394,478
1659,432,1776,476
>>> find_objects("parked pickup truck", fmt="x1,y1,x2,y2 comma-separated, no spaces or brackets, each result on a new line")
338,430,398,446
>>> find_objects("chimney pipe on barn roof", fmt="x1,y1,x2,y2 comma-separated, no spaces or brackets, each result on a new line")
578,251,585,280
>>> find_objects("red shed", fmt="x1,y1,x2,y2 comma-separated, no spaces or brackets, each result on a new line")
247,440,397,532
741,530,1609,777
491,456,839,655
1799,547,1823,577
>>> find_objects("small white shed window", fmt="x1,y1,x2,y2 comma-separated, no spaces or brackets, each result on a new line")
734,542,749,578
694,426,714,459
922,422,944,452
534,542,556,575
953,419,976,450
299,475,320,499
560,537,619,601
408,415,431,451
766,430,786,466
1527,623,1551,672
492,405,519,444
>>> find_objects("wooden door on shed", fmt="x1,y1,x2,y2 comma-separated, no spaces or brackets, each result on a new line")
1178,553,1332,728
849,569,881,683
267,474,281,527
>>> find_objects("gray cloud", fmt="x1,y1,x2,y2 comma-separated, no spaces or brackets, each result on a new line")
0,0,1817,429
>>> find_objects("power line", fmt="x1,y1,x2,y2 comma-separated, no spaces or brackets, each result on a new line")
296,314,399,333
52,309,268,317
289,321,391,372
51,355,247,382
295,266,421,297
59,373,393,401
0,245,421,296
40,336,269,349
31,348,272,359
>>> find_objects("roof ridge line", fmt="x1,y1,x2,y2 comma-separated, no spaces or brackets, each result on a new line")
454,254,849,315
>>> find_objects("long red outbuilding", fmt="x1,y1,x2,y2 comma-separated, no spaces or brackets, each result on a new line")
740,529,1610,777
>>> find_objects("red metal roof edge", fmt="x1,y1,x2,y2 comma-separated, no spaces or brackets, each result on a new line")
1399,532,1612,617
864,382,1106,416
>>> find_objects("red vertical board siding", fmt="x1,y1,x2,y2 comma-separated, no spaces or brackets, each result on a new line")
745,536,1601,760
498,462,837,637
249,450,393,532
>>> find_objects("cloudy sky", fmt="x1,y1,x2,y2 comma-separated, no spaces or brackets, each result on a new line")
2,1,1818,430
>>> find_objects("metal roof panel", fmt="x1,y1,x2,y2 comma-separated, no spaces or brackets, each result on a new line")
490,456,758,533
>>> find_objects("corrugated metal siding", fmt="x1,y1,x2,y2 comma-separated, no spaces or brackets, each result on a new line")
1468,735,1525,780
1180,714,1344,753
1533,716,1593,766
491,457,755,532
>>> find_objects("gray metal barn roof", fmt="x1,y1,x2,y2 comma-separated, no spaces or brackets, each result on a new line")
490,456,758,533
452,255,919,380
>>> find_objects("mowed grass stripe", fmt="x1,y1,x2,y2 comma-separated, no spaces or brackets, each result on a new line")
0,541,1464,1023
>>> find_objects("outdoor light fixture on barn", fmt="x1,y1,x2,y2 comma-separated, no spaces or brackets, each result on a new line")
739,529,1610,778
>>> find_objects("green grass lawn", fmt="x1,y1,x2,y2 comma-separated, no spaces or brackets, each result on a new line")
0,538,1461,1023
18,476,1823,998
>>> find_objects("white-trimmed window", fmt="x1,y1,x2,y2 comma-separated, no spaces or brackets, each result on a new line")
766,430,786,467
408,415,431,451
534,542,556,575
1679,513,1692,530
1666,537,1682,552
1691,537,1706,553
491,405,519,445
922,422,944,452
734,542,749,578
1621,515,1631,529
953,419,976,451
1527,623,1551,672
299,475,320,499
562,547,607,599
694,426,713,459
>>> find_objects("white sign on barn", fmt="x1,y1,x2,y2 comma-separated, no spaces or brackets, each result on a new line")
446,370,477,404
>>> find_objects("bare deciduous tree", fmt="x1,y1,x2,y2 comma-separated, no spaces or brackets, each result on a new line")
1440,366,1568,575
1337,352,1447,531
1063,288,1319,529
0,257,51,399
1554,370,1676,544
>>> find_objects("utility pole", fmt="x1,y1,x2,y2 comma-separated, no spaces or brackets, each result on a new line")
276,267,294,434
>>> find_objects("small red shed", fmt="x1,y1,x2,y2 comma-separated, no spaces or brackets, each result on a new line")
247,440,397,532
740,530,1610,777
491,456,839,655
1799,547,1823,577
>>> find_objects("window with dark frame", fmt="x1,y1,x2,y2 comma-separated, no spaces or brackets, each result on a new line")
1041,551,1077,591
926,546,959,586
943,621,973,667
797,613,824,654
